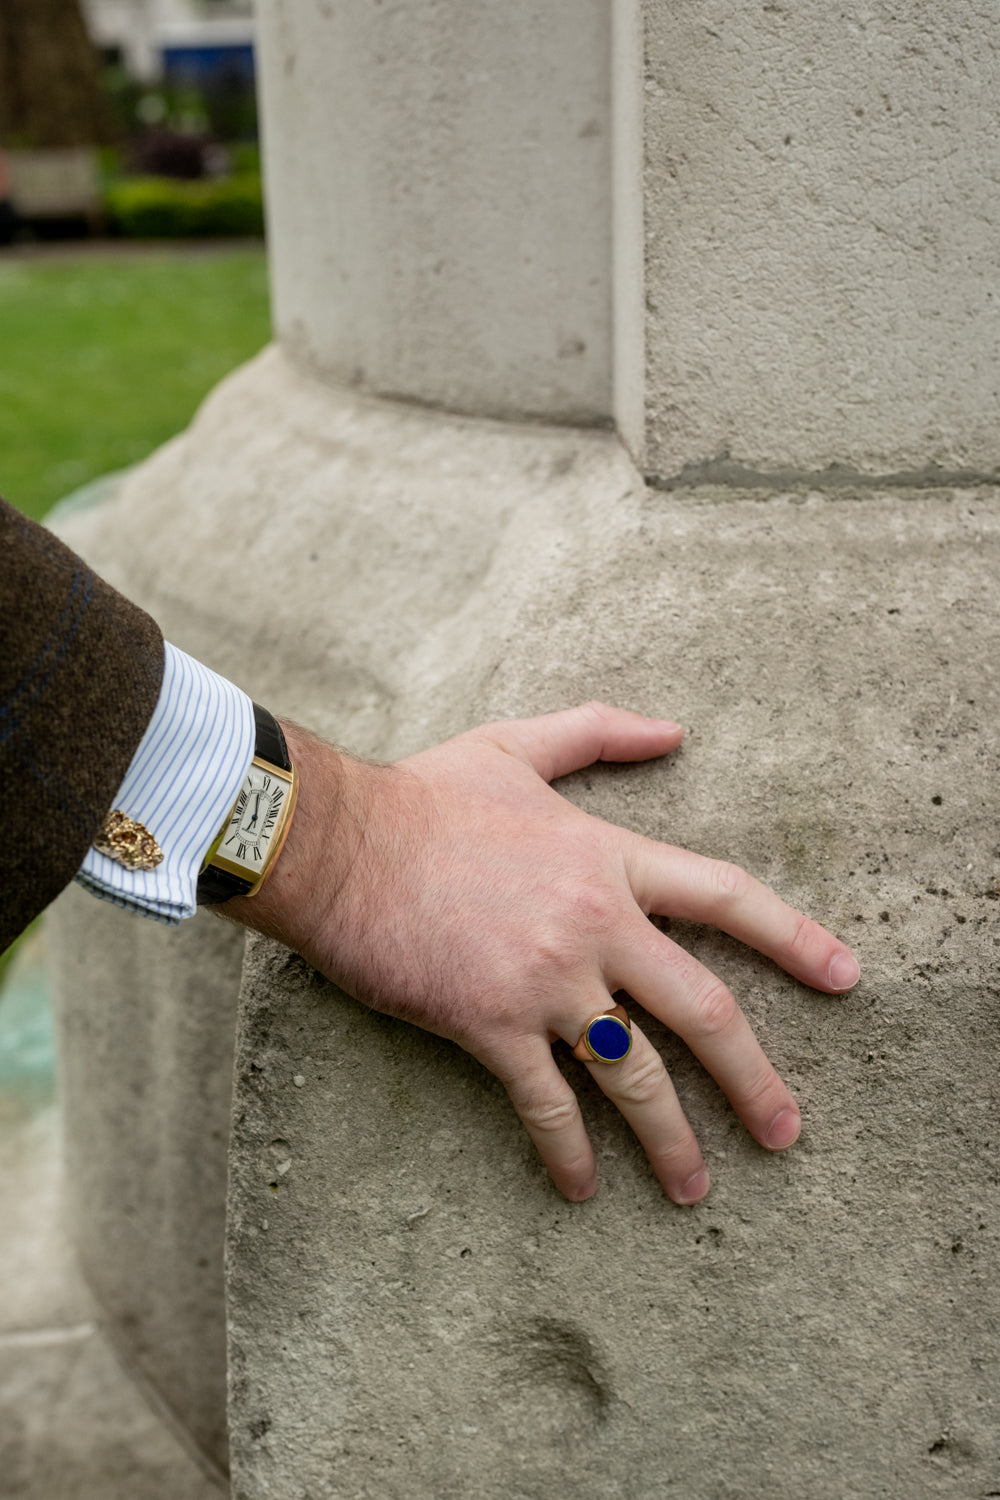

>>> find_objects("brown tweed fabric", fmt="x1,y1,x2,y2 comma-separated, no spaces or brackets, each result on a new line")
1,497,164,951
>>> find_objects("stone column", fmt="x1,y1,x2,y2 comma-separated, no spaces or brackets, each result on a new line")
47,3,999,1497
259,1,628,428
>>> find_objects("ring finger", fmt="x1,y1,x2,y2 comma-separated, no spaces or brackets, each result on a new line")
573,1009,709,1204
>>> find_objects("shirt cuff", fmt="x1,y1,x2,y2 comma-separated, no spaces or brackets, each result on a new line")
76,642,255,924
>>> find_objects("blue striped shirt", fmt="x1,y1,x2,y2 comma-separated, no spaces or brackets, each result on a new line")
76,642,255,923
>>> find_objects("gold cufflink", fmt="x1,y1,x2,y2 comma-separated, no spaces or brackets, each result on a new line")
93,809,163,872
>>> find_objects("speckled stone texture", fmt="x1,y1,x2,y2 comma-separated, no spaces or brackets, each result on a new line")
0,937,227,1500
223,430,999,1499
257,0,617,426
45,889,244,1477
50,344,998,1498
643,0,1000,478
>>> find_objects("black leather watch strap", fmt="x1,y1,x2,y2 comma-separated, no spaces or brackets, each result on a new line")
252,702,292,773
196,857,253,906
196,703,293,906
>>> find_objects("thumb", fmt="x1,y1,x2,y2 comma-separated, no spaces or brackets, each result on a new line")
482,701,684,783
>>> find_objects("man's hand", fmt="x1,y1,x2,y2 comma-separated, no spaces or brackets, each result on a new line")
229,704,860,1204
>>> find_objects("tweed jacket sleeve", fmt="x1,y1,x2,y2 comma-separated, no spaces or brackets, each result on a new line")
1,497,164,952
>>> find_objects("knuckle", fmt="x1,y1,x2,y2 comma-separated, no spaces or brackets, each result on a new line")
481,992,529,1035
578,699,614,725
785,910,816,963
467,724,515,757
708,859,751,904
566,879,617,934
651,1134,701,1174
525,933,588,987
689,977,739,1038
740,1065,782,1113
522,886,618,987
520,1089,580,1137
615,1050,667,1107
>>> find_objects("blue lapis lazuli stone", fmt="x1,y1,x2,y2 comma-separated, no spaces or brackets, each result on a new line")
587,1016,631,1062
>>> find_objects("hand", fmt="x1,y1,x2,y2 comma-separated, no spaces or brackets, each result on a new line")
230,703,860,1204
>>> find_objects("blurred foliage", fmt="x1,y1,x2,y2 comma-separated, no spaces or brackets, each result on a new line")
93,61,264,238
227,141,261,174
99,61,258,149
105,172,263,237
0,249,270,521
2,40,261,237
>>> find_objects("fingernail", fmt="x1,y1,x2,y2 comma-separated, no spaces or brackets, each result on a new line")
765,1108,801,1151
677,1168,710,1204
567,1176,598,1203
656,720,683,732
828,951,861,991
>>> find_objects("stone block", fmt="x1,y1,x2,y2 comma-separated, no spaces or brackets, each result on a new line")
257,0,616,424
46,885,245,1475
644,1,1000,477
50,347,1000,1496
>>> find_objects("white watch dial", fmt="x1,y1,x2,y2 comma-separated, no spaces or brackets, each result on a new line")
220,762,291,876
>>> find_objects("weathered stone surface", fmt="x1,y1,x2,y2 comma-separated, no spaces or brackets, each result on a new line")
0,938,226,1500
258,0,618,426
45,885,244,1475
51,346,642,755
51,346,999,1497
230,919,999,1500
644,1,1000,478
0,1326,226,1500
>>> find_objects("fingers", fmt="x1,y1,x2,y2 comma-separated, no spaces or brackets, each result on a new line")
581,1021,710,1204
495,1026,710,1206
613,924,802,1154
480,701,683,783
627,840,860,995
496,1041,599,1202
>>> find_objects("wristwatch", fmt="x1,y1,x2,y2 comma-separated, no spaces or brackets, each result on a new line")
197,703,298,905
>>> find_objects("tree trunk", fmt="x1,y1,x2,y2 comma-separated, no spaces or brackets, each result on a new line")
0,0,105,147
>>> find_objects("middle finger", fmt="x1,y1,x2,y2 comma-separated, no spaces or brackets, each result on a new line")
610,920,802,1152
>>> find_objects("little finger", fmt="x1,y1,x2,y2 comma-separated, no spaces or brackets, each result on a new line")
494,1039,599,1202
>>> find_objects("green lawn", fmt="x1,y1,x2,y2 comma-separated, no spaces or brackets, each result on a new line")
0,246,270,979
0,248,270,521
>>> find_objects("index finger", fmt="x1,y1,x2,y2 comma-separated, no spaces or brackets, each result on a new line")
627,839,860,995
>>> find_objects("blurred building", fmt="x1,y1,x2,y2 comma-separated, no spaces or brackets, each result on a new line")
81,0,254,83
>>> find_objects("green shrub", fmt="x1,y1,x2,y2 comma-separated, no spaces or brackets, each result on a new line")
105,172,264,238
228,141,261,175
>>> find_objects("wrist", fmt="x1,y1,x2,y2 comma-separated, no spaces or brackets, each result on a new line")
196,704,297,906
218,722,376,957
